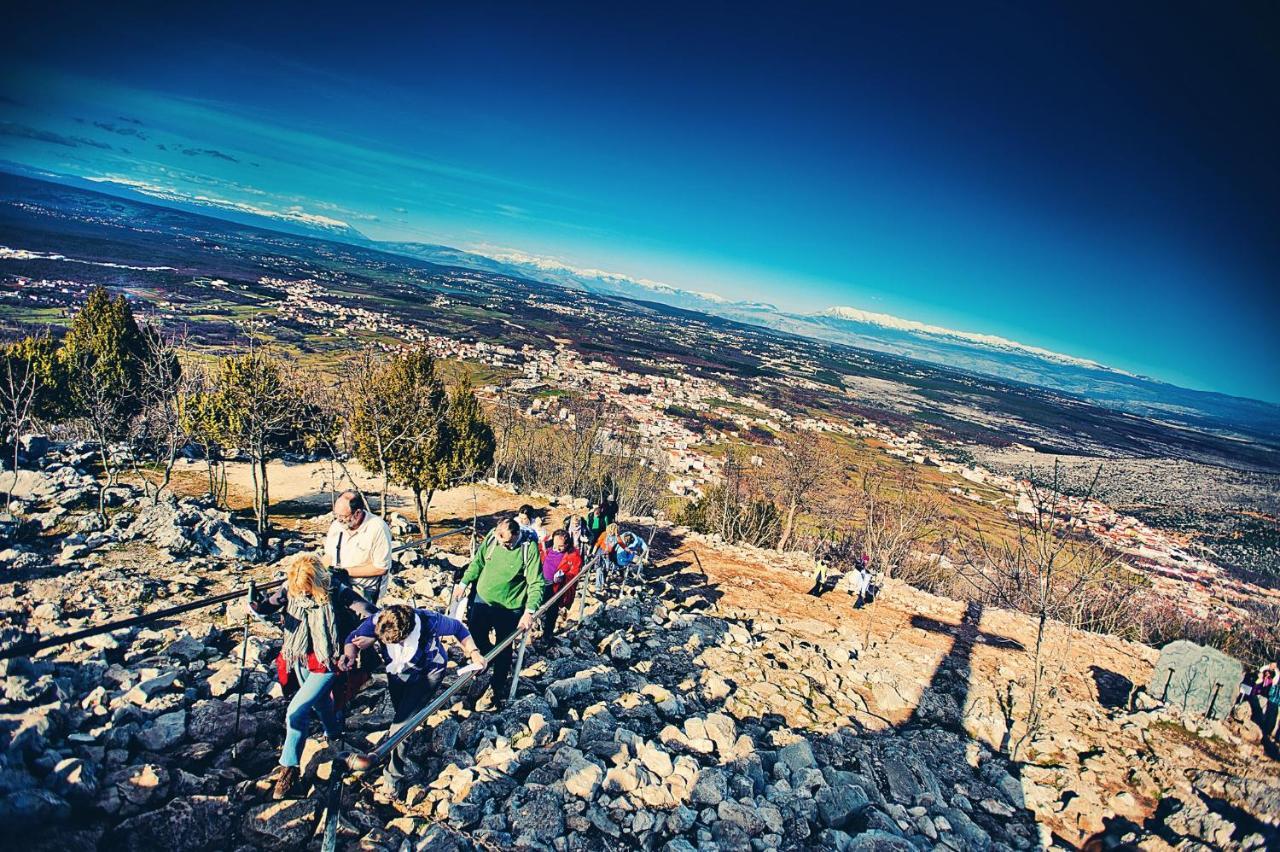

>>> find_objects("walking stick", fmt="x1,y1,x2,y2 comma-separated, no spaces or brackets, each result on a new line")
231,580,255,760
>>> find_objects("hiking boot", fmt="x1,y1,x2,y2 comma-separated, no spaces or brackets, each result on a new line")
271,765,300,800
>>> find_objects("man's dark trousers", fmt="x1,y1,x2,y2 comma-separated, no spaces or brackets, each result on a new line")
469,596,522,700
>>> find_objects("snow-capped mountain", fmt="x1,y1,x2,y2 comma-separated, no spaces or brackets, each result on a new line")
816,306,1125,374
364,238,1278,437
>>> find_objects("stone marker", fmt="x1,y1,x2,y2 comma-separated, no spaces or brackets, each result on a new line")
1147,640,1243,719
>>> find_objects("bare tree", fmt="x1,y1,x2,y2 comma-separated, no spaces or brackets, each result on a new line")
178,361,227,507
680,447,780,547
769,430,835,551
0,337,50,510
856,468,946,579
75,363,134,520
294,371,366,511
954,461,1120,760
345,347,414,516
490,390,530,484
128,325,186,504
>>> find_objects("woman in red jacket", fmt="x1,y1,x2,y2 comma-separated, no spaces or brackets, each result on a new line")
538,529,583,649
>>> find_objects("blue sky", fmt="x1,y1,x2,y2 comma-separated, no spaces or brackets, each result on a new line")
1,2,1278,402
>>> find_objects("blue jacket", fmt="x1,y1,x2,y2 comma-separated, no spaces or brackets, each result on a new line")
346,608,471,681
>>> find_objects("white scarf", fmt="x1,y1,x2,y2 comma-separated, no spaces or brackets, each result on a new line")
385,613,422,676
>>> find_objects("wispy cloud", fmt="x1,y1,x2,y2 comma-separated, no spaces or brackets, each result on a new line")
93,120,148,140
180,147,238,163
0,121,113,150
84,175,354,231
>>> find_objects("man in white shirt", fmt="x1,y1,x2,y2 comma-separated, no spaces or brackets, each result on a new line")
323,490,394,603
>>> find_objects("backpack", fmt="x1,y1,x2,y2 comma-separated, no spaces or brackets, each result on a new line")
481,530,537,574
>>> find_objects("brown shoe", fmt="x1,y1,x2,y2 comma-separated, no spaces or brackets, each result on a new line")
272,766,300,800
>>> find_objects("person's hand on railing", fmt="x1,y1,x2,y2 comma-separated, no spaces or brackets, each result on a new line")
518,611,534,633
451,584,469,603
335,642,360,672
466,649,487,670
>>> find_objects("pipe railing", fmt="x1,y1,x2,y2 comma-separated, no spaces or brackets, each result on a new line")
350,550,604,771
0,525,475,661
322,550,608,851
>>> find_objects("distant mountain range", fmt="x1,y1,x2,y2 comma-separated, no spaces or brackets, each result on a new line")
357,240,1280,439
6,164,1278,439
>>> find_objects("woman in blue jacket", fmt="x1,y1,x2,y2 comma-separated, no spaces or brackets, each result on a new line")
338,604,486,791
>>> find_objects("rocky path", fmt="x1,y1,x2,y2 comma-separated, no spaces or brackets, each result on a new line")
1,443,1277,849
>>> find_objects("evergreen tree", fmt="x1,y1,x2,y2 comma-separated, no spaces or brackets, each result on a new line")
201,349,302,549
350,348,451,536
2,333,69,424
61,288,149,517
61,287,147,431
446,375,495,485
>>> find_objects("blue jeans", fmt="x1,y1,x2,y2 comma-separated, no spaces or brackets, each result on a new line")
279,667,340,768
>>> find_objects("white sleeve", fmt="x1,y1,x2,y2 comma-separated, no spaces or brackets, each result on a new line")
371,520,393,572
324,523,340,565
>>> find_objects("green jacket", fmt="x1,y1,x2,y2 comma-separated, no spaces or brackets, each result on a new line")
462,530,544,612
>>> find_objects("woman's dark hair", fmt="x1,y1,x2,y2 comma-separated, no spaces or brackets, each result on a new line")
374,605,415,644
551,529,569,548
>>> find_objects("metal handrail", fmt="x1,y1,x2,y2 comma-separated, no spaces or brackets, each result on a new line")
321,550,608,851
346,550,604,772
0,525,474,661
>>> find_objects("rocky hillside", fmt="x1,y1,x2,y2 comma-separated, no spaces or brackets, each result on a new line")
0,443,1278,850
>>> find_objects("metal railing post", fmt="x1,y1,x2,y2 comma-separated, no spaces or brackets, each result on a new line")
230,580,255,760
320,771,343,852
508,629,531,703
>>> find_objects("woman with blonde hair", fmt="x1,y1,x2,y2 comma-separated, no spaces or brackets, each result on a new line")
251,552,372,799
593,522,621,560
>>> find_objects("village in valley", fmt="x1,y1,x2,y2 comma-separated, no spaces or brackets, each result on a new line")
4,260,1275,632
122,272,1279,629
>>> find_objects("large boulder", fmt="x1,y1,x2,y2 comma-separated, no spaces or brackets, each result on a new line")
124,497,258,561
563,757,603,799
817,783,871,829
113,795,232,852
242,799,321,849
0,788,70,829
508,788,566,845
187,700,254,747
136,710,187,752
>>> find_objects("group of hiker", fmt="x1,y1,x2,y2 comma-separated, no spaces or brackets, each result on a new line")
807,552,877,608
252,490,643,799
